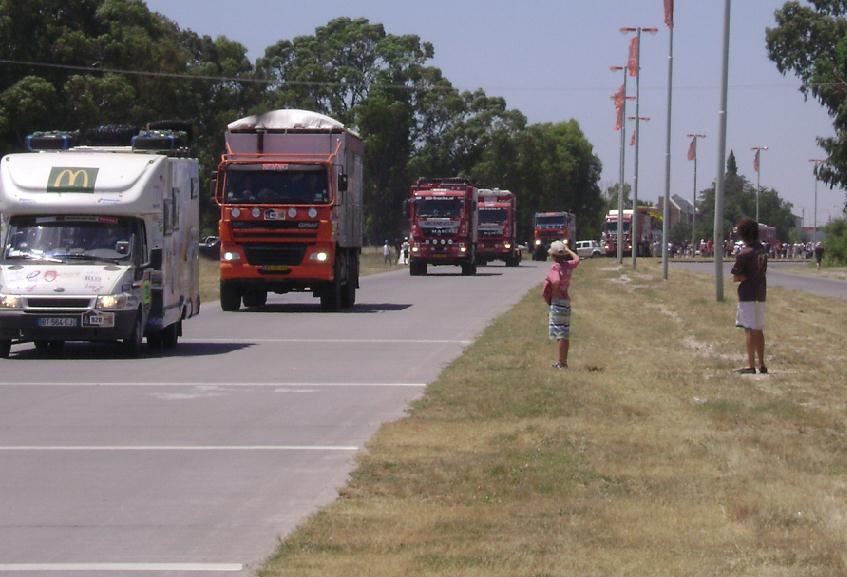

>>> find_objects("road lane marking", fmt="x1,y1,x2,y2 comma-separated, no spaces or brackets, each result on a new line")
0,563,242,572
0,382,427,388
0,445,358,451
182,337,472,344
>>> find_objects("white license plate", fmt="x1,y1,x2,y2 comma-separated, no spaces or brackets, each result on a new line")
38,317,78,328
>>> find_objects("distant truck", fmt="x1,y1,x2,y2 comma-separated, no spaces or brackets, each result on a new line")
215,109,364,311
602,208,656,257
408,177,478,276
532,211,577,261
0,128,200,358
476,188,521,267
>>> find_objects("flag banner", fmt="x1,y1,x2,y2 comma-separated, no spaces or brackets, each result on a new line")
753,149,760,173
613,84,625,131
687,137,696,161
616,105,623,131
630,129,637,146
628,37,639,77
664,0,674,28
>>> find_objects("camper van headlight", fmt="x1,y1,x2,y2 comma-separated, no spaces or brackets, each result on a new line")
96,293,131,310
0,294,22,309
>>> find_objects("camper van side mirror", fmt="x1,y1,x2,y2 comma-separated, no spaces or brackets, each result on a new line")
337,173,348,193
150,247,163,269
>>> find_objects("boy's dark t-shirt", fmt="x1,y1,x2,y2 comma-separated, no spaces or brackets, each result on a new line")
731,241,768,302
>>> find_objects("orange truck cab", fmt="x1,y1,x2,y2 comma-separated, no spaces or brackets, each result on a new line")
476,188,521,267
215,110,363,311
532,211,577,261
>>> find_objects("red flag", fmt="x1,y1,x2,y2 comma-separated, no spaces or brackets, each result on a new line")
613,84,625,131
753,149,760,173
630,129,637,146
616,106,624,131
664,0,674,28
687,137,696,161
628,37,639,77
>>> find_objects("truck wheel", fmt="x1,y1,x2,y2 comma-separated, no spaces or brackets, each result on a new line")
410,260,426,276
461,262,476,276
220,281,241,311
0,339,11,359
242,287,267,308
121,311,143,356
320,257,342,311
341,255,357,309
162,320,180,349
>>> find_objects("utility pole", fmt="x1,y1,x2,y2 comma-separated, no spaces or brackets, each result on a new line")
713,0,732,302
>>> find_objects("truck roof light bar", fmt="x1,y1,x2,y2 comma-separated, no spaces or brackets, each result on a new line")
26,131,79,151
132,129,189,155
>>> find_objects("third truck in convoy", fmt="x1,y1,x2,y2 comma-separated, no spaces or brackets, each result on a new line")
475,188,521,267
214,109,363,311
532,210,577,261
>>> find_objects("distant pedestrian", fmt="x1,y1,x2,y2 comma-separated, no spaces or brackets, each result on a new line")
542,240,580,369
731,217,768,375
383,240,392,265
814,241,825,269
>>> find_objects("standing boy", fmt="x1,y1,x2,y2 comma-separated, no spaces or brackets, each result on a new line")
542,240,580,369
731,217,768,374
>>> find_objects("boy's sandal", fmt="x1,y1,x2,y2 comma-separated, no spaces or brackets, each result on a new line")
734,367,756,374
552,362,568,369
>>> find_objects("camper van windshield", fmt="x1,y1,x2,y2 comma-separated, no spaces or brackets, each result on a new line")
224,168,329,205
2,216,141,264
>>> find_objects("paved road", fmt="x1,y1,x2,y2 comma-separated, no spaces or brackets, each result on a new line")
0,261,548,576
671,260,847,301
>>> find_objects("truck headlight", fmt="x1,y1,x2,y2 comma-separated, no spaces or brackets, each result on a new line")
96,293,131,310
309,251,329,262
0,294,22,309
504,243,511,249
222,251,241,261
534,239,542,246
411,246,419,253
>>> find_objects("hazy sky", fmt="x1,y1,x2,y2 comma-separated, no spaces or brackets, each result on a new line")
145,0,845,225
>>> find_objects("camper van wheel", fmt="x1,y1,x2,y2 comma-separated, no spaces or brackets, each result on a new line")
220,281,242,311
121,311,143,356
0,339,11,359
162,320,180,349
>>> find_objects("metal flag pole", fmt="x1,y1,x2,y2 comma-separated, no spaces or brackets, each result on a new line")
661,13,674,280
713,0,731,301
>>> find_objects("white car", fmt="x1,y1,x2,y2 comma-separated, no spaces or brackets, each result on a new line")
575,239,603,258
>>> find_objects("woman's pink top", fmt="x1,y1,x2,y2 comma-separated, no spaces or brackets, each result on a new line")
542,256,580,304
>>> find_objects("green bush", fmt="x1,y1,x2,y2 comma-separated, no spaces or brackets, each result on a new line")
824,218,847,265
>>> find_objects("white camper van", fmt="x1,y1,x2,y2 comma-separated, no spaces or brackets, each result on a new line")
0,130,200,358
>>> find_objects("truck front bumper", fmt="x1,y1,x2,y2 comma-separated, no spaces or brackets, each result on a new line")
0,309,137,342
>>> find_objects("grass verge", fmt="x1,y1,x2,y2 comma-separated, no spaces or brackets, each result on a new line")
259,258,847,576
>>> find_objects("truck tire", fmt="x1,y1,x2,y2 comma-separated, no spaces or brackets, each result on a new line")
242,287,267,308
0,339,10,359
461,262,477,276
121,311,143,356
341,252,357,309
162,320,180,349
320,257,342,311
409,260,426,276
220,281,241,311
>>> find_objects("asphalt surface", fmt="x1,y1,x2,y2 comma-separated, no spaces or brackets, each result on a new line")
0,260,548,576
670,260,847,301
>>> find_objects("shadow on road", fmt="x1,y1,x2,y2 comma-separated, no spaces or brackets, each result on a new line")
8,341,251,360
238,302,413,314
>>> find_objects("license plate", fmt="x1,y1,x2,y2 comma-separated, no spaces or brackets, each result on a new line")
38,317,78,328
262,265,290,272
83,312,115,328
264,209,284,221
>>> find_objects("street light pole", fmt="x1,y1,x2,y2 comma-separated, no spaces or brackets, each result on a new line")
713,0,732,302
687,133,706,254
621,25,658,269
809,158,825,243
751,145,768,222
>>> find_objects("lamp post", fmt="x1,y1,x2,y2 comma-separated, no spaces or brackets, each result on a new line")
809,158,825,243
751,145,768,222
713,0,731,301
687,133,706,254
610,66,635,264
621,26,658,269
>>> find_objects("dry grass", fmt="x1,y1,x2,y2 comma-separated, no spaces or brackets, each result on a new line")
259,258,847,576
198,247,398,303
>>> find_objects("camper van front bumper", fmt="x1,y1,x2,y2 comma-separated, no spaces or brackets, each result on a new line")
0,309,137,341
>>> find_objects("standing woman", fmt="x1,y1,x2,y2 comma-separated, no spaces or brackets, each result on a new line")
542,240,580,369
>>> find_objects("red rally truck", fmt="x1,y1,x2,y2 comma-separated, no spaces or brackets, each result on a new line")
215,109,364,311
532,211,577,261
408,177,478,276
602,208,654,257
476,188,521,267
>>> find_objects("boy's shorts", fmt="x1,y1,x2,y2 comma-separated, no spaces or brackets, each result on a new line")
736,301,765,331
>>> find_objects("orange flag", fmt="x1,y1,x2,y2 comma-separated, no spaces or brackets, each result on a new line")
630,129,637,146
664,0,674,28
687,137,696,161
613,84,625,131
628,37,639,77
753,149,760,173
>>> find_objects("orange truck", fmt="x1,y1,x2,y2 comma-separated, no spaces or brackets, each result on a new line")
532,211,577,261
476,188,521,267
214,109,363,311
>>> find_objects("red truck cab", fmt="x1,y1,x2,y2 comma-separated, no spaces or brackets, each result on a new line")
532,211,576,261
476,188,521,267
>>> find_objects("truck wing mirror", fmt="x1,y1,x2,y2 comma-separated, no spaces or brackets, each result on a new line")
337,173,348,193
210,171,218,204
150,247,163,269
402,199,410,217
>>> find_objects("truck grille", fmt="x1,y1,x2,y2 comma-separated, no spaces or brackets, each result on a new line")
243,244,307,266
26,297,93,309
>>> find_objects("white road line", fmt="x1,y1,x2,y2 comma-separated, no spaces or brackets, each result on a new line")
0,382,427,388
0,445,358,451
182,337,472,344
0,563,242,572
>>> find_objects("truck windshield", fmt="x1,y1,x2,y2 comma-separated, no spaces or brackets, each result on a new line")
604,221,631,233
415,197,463,218
479,208,507,224
2,216,141,264
224,168,328,205
535,216,564,227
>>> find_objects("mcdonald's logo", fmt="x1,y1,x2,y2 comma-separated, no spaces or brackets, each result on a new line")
47,167,99,193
